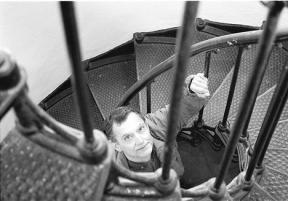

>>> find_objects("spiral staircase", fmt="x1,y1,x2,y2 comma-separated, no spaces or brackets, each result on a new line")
1,6,288,201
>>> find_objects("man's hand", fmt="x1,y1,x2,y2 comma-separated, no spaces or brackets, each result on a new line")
186,73,210,99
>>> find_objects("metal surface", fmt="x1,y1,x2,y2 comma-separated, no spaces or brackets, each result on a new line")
146,83,152,113
87,56,139,118
134,39,176,113
205,44,288,128
254,63,288,168
242,182,277,201
118,28,288,107
0,68,26,120
133,24,218,114
265,149,288,175
228,45,288,127
1,131,111,201
47,88,104,130
60,2,94,144
214,1,284,190
162,1,199,181
246,84,288,133
259,166,288,200
221,47,244,127
0,51,25,120
196,51,211,126
249,119,288,149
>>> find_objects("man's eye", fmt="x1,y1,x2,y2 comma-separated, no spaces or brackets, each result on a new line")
139,126,145,132
124,135,132,141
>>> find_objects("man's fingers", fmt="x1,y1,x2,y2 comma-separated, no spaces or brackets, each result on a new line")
193,77,208,86
190,85,209,94
194,73,208,83
185,74,195,85
197,93,210,99
190,81,208,91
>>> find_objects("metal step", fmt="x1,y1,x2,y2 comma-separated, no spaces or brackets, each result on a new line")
1,130,109,201
257,166,288,200
243,181,277,201
229,85,288,131
134,36,176,113
249,119,288,149
87,55,140,118
265,149,288,176
203,45,288,127
46,86,104,130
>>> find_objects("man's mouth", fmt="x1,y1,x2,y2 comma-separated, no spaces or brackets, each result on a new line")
136,143,150,151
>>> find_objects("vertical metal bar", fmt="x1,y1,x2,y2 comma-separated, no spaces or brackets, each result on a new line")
245,62,288,181
146,83,152,113
196,51,211,125
203,51,211,78
241,51,272,138
60,2,95,144
213,1,284,190
161,1,199,181
221,47,244,127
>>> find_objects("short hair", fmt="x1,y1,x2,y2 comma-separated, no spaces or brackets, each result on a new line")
103,106,144,142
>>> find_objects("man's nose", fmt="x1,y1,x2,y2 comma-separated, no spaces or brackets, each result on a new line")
134,134,145,145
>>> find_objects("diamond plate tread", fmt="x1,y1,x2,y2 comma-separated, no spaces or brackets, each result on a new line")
264,149,288,176
229,85,288,131
135,40,237,114
248,119,288,149
87,59,139,118
1,130,109,201
242,182,277,201
47,88,104,130
256,166,288,201
134,42,175,113
203,45,288,127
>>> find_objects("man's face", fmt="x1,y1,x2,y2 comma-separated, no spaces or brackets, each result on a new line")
112,112,153,163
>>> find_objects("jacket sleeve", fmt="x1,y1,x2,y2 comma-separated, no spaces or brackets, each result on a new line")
144,83,209,141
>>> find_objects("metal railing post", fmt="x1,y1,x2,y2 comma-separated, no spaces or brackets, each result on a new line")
245,61,288,181
59,2,95,144
221,46,244,128
161,1,199,181
213,1,284,190
146,83,152,113
196,51,211,127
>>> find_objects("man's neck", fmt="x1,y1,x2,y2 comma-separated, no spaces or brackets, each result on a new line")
125,154,151,163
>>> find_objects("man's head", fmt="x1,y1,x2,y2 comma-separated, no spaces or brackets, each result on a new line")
104,106,153,162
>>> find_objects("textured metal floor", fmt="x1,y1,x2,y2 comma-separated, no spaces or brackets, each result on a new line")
1,131,109,201
202,45,288,127
87,55,140,118
229,85,288,131
46,87,103,130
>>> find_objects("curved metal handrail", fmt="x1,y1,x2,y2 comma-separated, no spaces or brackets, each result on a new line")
118,28,288,107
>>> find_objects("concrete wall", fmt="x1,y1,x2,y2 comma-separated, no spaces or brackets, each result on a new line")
1,1,288,141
